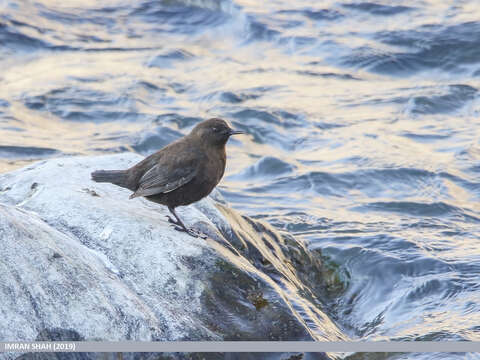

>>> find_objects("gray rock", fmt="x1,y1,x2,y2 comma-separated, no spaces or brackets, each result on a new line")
0,154,347,359
16,353,329,360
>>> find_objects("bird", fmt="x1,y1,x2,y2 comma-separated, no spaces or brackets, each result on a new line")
91,118,244,238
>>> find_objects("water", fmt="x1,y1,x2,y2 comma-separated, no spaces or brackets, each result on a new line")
1,0,480,355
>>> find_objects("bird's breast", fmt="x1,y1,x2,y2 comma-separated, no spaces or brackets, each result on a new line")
200,147,226,185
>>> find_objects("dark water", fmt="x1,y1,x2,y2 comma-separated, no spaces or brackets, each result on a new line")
1,0,480,356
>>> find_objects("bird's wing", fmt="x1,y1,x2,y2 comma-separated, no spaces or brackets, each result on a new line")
130,163,197,199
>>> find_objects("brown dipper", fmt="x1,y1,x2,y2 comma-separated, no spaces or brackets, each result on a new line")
91,118,243,238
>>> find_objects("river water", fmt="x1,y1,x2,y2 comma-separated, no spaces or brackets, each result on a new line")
1,0,479,357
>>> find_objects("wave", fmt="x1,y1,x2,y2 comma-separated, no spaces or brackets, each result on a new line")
277,9,343,21
342,2,414,16
354,200,470,218
342,21,480,75
230,156,296,180
0,145,60,159
404,84,477,115
0,20,50,51
23,87,148,123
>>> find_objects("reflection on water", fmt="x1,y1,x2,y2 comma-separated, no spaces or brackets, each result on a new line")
1,0,480,354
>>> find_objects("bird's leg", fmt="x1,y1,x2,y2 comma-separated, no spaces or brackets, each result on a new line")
167,207,205,239
166,207,183,228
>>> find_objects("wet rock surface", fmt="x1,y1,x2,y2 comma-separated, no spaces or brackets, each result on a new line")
0,154,346,360
16,352,329,360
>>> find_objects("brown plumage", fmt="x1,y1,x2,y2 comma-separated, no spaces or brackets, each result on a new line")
91,118,243,238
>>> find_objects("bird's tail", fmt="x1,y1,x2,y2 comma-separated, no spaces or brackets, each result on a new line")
91,169,129,188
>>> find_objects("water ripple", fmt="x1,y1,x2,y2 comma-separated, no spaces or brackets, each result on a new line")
1,0,479,348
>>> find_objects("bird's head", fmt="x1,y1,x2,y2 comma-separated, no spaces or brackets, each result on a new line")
190,118,244,147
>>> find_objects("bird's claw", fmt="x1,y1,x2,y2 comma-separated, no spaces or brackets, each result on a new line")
194,230,208,240
167,216,206,239
185,227,207,239
178,227,207,239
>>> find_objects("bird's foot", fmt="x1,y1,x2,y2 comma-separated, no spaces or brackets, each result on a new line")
167,216,207,239
176,226,208,239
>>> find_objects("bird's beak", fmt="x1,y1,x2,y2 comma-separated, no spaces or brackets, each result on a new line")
228,129,244,136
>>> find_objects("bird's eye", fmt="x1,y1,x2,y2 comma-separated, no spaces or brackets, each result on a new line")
212,127,219,132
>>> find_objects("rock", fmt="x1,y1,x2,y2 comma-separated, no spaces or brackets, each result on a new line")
16,353,329,360
0,154,346,359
